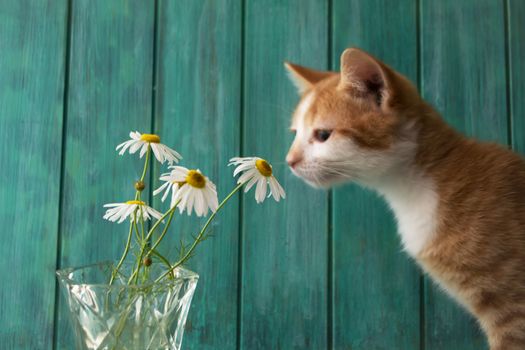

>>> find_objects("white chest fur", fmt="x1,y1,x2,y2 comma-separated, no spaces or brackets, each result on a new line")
372,173,439,256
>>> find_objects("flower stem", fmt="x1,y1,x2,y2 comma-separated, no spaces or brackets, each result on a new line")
132,209,175,284
110,220,134,285
151,249,174,278
155,182,244,282
133,218,142,244
134,148,150,201
140,206,146,241
128,205,177,284
146,208,176,258
139,147,150,182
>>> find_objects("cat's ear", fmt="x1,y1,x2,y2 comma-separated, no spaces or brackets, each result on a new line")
339,48,392,108
284,62,333,94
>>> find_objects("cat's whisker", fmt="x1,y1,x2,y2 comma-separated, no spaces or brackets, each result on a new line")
310,163,353,178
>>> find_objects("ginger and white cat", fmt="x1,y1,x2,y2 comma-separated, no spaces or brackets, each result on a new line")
285,48,525,350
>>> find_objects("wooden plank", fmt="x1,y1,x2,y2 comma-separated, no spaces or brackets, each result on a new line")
241,1,329,349
0,1,67,348
55,1,154,348
509,0,525,154
421,1,507,349
331,1,421,349
153,1,242,349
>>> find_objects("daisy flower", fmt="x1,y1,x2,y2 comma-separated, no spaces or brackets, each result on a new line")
103,200,163,223
229,157,286,203
115,131,182,164
154,166,219,217
152,170,181,207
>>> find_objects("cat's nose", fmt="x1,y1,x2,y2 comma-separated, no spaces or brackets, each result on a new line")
286,153,302,169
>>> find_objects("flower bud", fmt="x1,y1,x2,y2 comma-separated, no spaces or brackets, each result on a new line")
143,256,152,266
135,180,145,191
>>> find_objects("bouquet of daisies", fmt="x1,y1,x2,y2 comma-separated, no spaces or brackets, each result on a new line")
104,131,286,285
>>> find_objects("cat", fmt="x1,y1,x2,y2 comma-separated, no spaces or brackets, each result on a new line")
284,48,525,350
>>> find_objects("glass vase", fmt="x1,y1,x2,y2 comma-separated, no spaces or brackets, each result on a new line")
56,261,198,350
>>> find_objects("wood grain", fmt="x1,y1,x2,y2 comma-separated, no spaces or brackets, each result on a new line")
331,1,421,349
153,1,242,348
242,1,329,349
509,0,525,154
421,1,507,349
0,1,67,348
55,1,155,348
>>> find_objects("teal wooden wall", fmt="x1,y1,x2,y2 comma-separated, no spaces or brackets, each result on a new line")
0,1,523,349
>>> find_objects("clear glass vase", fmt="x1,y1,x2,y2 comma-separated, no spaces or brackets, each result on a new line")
56,261,198,350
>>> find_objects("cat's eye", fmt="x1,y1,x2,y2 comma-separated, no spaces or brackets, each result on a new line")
313,129,332,142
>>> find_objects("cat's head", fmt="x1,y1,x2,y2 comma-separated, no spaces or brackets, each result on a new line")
285,48,422,189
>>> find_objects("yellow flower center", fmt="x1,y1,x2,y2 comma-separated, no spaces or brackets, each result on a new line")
185,170,206,188
140,134,160,143
126,200,145,205
255,159,272,177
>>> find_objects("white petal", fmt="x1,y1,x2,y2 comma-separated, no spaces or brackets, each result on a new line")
204,185,219,212
158,175,173,182
157,145,168,160
201,190,212,216
118,205,135,223
176,186,190,214
139,143,149,158
125,204,141,223
109,205,129,223
200,187,210,216
274,176,286,198
107,205,128,221
135,205,145,222
161,183,173,202
150,143,163,163
194,190,205,217
206,177,217,192
129,140,144,154
244,174,260,193
238,168,257,184
185,189,195,216
229,157,254,165
233,162,254,177
140,209,150,221
104,203,123,208
153,181,170,196
170,165,188,174
159,144,182,163
268,177,280,202
228,157,243,164
201,186,213,211
170,187,179,208
169,167,188,181
255,177,267,203
116,140,129,151
117,140,134,155
176,187,189,214
171,170,188,182
147,206,163,221
103,207,119,220
228,158,242,166
104,211,119,222
105,204,124,212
